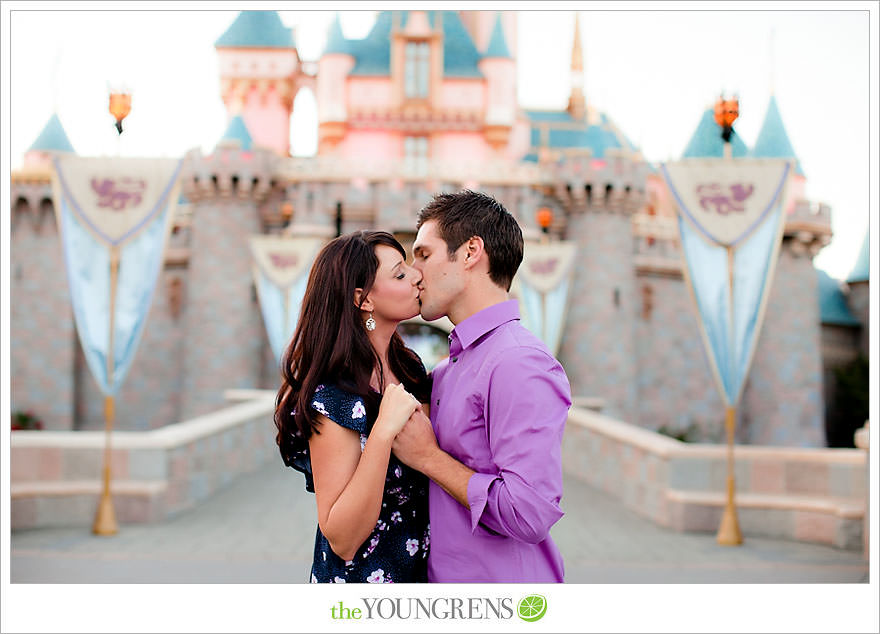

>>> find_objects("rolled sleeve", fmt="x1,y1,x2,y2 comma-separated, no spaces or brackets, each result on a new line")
467,347,571,544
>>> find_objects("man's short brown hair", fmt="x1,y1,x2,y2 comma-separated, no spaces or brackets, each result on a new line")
417,190,524,291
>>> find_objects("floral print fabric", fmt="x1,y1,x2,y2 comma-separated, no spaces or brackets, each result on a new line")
292,383,429,583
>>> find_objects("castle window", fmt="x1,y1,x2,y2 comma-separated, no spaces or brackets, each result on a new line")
404,136,429,175
404,40,430,99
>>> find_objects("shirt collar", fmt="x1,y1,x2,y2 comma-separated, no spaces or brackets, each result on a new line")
449,299,520,355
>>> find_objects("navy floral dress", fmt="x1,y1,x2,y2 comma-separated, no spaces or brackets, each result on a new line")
288,383,429,584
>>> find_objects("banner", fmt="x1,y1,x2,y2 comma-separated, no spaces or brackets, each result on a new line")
249,235,325,361
510,241,577,357
661,158,791,406
51,156,183,396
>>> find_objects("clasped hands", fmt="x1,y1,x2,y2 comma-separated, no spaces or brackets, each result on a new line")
392,405,439,472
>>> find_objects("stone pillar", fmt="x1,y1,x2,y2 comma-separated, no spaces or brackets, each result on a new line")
556,155,644,422
179,147,276,419
741,232,826,446
10,180,76,430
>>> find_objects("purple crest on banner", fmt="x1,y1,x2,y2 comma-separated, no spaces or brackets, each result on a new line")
696,182,754,215
529,258,559,275
91,177,147,211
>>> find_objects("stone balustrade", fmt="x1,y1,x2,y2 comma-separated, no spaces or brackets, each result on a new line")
10,393,277,530
563,407,866,550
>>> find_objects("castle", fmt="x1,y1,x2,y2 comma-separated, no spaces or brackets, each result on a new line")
10,10,869,448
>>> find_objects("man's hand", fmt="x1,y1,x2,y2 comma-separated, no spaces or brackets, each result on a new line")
392,407,439,472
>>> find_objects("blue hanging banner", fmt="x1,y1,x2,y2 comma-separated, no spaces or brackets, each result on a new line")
51,156,183,396
249,235,325,361
661,158,791,406
511,240,577,357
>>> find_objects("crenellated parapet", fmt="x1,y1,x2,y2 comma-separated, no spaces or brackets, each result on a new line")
541,151,648,217
782,199,833,258
11,168,55,234
181,146,278,203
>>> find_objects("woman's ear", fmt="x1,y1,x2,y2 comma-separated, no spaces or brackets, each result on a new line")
353,288,374,312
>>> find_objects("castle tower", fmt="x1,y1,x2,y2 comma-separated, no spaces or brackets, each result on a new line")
178,115,277,419
845,231,869,358
11,114,77,430
316,14,355,154
458,10,517,59
478,13,516,150
567,12,585,120
215,11,300,156
752,93,806,211
544,21,646,422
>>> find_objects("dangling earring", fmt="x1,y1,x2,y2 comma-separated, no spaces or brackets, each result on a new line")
365,312,376,331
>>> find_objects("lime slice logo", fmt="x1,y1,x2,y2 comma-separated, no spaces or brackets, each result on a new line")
517,594,547,622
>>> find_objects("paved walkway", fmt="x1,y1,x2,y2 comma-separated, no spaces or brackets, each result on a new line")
11,460,868,583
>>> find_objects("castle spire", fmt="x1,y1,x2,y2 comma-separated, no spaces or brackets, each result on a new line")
567,12,585,120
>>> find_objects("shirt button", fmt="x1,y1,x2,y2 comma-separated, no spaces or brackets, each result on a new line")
436,399,440,406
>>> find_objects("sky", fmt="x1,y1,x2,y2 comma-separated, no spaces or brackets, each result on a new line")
5,4,874,280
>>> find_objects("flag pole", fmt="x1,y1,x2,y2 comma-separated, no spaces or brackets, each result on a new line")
716,242,742,545
93,247,120,535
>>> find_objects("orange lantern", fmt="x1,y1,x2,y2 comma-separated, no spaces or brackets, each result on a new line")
109,92,132,135
713,95,739,143
536,207,553,234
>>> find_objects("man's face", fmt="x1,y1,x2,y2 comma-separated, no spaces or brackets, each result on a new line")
411,220,466,322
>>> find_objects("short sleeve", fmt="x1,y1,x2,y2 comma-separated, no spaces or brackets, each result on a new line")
310,384,369,434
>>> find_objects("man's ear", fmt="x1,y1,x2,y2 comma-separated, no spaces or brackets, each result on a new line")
354,288,374,312
463,236,485,269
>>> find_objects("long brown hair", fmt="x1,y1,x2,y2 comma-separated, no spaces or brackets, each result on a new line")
274,231,430,467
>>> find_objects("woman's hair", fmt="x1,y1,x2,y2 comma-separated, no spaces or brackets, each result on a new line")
274,230,431,467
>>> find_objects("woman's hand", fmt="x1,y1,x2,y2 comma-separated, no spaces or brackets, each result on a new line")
374,383,420,441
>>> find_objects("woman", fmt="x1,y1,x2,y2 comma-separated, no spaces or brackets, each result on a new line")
274,231,432,584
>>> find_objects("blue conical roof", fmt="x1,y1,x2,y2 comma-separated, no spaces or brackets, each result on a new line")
485,13,512,58
817,269,860,326
215,11,295,49
219,115,253,150
752,95,804,176
349,11,482,78
28,113,75,153
682,107,749,158
323,14,351,56
847,230,869,283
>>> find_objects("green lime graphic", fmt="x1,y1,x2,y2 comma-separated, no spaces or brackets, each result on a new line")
517,594,547,622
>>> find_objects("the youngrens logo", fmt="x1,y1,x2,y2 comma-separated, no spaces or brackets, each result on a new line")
329,595,547,622
517,594,547,622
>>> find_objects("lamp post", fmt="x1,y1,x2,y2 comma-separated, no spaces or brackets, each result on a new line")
536,206,553,244
714,93,744,547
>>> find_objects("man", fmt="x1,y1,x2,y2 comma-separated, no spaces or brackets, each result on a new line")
392,190,571,583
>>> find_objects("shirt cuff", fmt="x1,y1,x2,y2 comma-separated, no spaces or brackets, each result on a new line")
467,471,501,534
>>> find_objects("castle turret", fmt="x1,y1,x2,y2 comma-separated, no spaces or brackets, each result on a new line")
11,114,77,430
178,115,278,419
566,12,585,121
478,13,516,150
24,113,75,168
846,230,869,357
752,94,806,210
316,14,355,154
215,11,300,156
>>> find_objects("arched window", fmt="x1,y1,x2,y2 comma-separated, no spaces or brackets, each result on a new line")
398,322,449,371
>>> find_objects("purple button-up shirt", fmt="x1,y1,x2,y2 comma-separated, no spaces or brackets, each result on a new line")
427,300,571,583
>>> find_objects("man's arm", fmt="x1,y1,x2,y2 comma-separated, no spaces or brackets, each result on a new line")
394,348,571,544
392,409,474,508
464,347,571,543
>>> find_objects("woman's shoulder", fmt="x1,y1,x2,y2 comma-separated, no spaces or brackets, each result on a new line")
310,383,370,433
